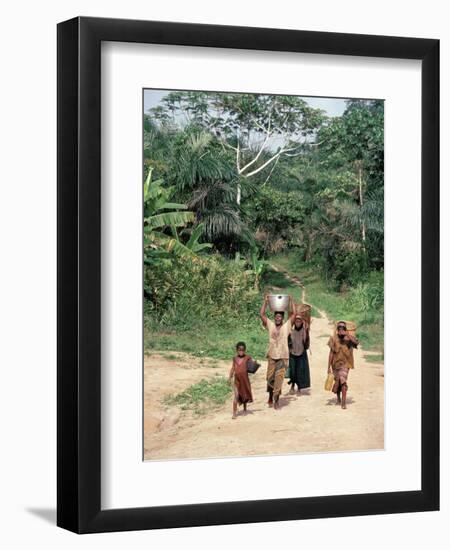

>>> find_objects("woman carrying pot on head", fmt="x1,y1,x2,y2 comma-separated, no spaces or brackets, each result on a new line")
260,294,296,410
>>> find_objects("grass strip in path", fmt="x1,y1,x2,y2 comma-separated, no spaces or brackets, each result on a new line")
164,376,232,414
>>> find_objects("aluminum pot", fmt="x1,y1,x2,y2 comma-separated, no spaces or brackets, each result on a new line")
268,294,290,312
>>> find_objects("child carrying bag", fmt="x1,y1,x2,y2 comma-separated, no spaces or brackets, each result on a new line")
246,359,261,374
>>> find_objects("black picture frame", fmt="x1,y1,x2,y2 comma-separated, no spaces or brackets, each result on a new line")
57,16,439,534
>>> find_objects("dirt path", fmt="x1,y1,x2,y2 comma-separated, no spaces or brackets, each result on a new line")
144,273,384,460
269,262,307,303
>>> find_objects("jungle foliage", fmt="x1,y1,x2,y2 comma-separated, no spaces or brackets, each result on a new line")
143,94,384,349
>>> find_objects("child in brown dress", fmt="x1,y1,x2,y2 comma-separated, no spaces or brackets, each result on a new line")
229,342,253,419
327,321,359,409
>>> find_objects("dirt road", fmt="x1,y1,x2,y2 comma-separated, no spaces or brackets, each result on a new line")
144,307,384,460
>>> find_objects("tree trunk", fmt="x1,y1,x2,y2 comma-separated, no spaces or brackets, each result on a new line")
357,161,366,244
303,235,312,262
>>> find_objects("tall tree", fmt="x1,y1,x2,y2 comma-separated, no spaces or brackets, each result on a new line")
317,100,384,246
150,91,326,198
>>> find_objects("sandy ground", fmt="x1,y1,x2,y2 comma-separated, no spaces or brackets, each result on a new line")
144,308,384,460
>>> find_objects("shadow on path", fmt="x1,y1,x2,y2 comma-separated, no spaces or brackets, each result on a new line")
325,397,356,407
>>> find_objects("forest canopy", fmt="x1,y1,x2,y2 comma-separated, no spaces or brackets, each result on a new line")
143,92,384,350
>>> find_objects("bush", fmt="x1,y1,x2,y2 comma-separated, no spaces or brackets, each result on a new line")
144,253,261,329
321,246,369,290
349,271,384,322
246,186,306,255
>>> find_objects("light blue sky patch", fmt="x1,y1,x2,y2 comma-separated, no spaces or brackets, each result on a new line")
143,89,348,118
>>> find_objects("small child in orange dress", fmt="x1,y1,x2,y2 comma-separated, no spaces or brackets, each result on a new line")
229,341,253,419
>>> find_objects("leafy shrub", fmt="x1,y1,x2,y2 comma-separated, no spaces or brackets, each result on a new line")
349,271,384,321
144,253,261,329
322,247,369,290
246,186,306,255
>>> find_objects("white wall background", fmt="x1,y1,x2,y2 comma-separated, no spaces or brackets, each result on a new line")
0,1,447,548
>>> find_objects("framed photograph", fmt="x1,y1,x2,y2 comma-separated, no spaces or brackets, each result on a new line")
57,16,439,533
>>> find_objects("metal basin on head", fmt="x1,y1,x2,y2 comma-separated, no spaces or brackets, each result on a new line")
268,294,290,312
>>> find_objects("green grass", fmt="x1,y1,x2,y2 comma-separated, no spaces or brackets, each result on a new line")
262,269,292,290
144,251,384,358
264,264,321,318
145,321,268,361
164,376,232,413
145,262,316,360
364,353,384,363
270,252,384,352
161,353,178,360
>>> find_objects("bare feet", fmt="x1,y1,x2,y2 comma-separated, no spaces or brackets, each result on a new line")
232,414,237,419
288,386,296,395
341,389,347,409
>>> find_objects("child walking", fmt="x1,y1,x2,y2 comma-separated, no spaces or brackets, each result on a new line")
327,321,359,409
229,341,253,419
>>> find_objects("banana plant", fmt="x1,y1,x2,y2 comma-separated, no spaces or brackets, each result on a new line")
144,168,195,264
246,248,267,290
165,222,213,256
144,168,213,262
183,223,213,253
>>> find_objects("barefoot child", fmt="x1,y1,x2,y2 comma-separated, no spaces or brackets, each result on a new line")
327,321,359,409
260,295,296,410
229,342,253,419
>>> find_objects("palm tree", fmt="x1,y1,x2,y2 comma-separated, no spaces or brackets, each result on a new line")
169,129,255,248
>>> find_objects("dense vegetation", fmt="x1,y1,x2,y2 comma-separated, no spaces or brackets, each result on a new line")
143,93,384,354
